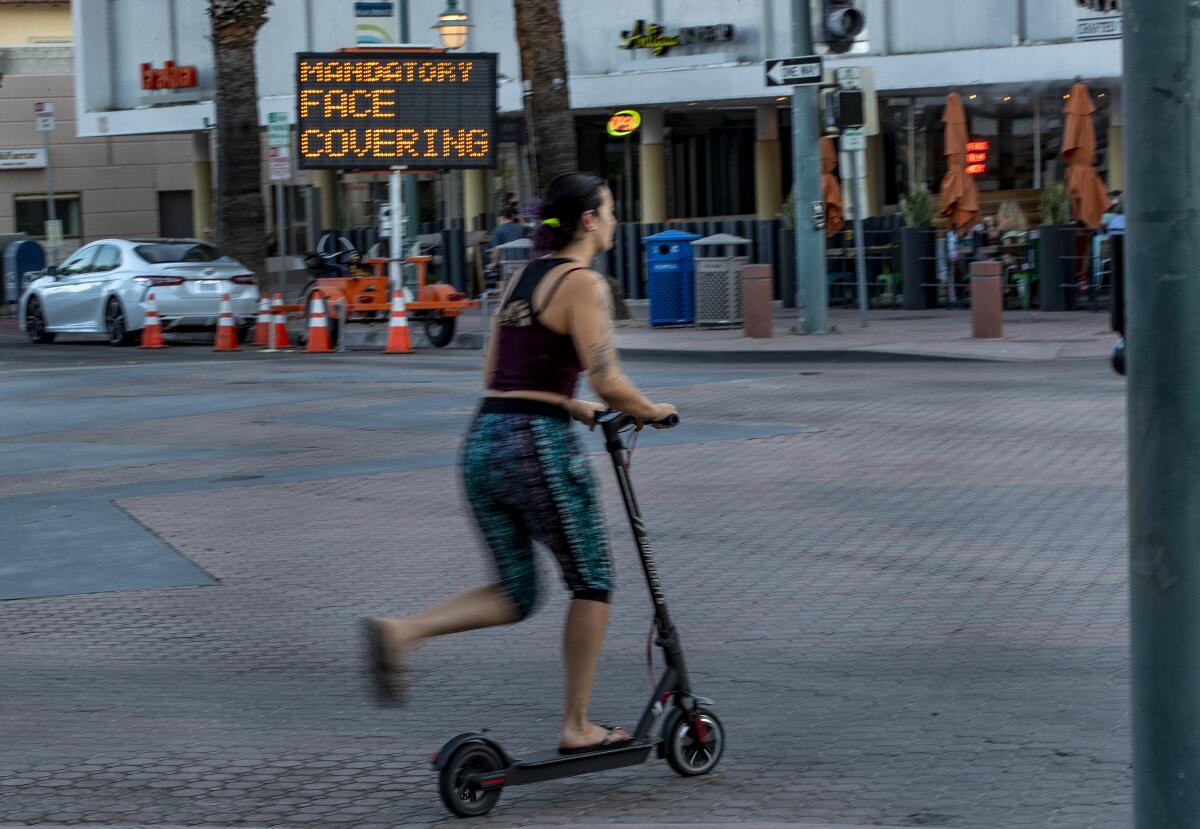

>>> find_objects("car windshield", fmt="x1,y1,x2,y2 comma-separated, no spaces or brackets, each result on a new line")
134,243,229,264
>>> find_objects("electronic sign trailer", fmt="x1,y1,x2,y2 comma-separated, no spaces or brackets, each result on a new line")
296,49,498,296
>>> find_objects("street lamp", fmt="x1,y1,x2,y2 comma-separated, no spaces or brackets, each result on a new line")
433,0,471,50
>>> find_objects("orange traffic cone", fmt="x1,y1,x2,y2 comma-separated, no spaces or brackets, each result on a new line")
384,290,413,354
306,293,334,353
252,295,271,346
271,294,292,349
139,292,167,349
213,293,242,352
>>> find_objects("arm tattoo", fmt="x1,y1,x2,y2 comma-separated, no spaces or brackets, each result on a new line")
589,340,616,377
588,276,618,377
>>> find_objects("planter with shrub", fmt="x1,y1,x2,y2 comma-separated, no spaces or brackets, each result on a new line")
900,185,938,310
1038,183,1076,311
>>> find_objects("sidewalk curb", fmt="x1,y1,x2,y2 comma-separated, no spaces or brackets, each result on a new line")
618,346,980,364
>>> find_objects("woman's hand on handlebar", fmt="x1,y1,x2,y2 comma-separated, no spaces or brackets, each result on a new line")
638,403,678,430
567,399,606,430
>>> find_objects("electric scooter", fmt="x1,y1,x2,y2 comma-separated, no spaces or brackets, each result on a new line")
432,410,725,817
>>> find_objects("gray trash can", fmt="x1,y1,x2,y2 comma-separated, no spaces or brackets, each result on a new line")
690,234,752,326
493,236,533,288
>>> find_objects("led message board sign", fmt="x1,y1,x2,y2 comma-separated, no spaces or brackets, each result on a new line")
295,51,497,170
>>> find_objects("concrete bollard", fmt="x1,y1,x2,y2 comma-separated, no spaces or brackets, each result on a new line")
970,260,1004,339
741,264,773,338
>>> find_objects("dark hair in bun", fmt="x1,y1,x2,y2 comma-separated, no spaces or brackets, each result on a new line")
530,172,607,251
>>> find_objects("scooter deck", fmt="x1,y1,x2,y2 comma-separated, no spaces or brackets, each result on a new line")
503,738,658,785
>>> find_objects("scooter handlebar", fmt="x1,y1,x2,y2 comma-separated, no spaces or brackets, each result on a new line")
596,410,679,436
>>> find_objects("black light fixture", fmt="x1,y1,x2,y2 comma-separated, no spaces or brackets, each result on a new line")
433,0,471,50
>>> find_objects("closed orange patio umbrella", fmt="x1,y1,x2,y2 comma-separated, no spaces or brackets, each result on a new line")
821,136,844,237
938,92,980,233
1062,82,1111,228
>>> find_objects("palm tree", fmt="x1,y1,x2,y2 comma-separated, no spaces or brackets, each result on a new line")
208,0,272,283
512,0,576,192
512,0,628,317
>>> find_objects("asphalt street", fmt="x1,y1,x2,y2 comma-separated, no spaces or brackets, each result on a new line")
0,331,1129,828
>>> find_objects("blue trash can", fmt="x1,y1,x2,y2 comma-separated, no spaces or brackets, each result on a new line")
643,230,701,326
2,238,45,306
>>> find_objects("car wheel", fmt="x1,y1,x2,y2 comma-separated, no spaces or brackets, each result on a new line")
105,298,138,347
25,297,56,344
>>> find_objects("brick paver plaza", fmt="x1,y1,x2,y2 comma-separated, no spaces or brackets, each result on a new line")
0,338,1129,828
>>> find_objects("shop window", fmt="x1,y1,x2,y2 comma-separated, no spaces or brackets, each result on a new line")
14,194,82,238
883,90,1107,203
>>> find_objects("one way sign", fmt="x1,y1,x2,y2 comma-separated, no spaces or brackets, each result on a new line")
764,55,823,87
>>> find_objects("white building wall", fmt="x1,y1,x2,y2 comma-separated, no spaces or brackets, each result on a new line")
0,55,193,246
73,0,1123,137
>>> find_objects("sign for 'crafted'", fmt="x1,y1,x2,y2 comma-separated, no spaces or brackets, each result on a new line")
295,51,497,170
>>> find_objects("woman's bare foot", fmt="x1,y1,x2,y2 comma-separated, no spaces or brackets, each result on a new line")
378,618,420,659
558,722,632,753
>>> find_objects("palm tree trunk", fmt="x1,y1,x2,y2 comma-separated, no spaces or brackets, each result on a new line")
209,1,270,284
511,0,628,318
513,0,576,192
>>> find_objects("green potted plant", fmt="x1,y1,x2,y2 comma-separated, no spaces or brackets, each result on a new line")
1038,182,1075,311
900,184,938,309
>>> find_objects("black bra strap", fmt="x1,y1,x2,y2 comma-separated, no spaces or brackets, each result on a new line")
504,257,566,305
536,266,589,314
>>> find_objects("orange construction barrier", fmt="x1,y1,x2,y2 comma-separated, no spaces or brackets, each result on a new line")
139,292,167,349
253,295,271,346
306,293,334,353
271,294,292,349
384,290,413,354
213,293,242,352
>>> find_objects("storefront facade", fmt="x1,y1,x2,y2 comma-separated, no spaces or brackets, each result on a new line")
71,0,1123,235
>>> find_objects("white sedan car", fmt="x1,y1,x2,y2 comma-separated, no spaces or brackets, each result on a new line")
19,238,260,346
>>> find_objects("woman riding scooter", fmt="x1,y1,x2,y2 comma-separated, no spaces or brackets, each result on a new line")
363,172,677,754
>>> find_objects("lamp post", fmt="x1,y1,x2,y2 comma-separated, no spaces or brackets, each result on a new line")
432,1,481,239
433,0,471,50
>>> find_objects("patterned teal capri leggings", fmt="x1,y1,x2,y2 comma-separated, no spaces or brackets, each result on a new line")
462,398,613,618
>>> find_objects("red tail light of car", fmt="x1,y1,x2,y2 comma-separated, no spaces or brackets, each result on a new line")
133,276,184,287
231,275,258,285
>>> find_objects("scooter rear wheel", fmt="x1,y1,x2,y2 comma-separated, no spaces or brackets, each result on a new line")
438,742,505,817
663,707,725,777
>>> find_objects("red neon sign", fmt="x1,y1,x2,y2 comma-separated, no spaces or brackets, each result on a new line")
964,139,990,175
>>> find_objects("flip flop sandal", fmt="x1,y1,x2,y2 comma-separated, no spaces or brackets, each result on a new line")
557,726,633,755
361,618,405,705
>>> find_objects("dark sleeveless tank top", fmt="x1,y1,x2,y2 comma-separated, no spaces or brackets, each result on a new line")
488,258,585,399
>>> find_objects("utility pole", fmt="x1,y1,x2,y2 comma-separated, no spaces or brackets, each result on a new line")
792,0,827,333
396,0,419,244
1126,1,1200,826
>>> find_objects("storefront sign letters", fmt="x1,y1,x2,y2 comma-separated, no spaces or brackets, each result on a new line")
141,60,199,90
606,110,641,137
0,147,47,170
1075,16,1122,41
620,19,734,56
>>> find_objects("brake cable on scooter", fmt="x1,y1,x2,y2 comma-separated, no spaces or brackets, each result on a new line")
619,423,656,691
625,427,640,472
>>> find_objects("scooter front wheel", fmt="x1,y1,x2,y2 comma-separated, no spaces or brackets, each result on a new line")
438,742,505,817
663,707,725,777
